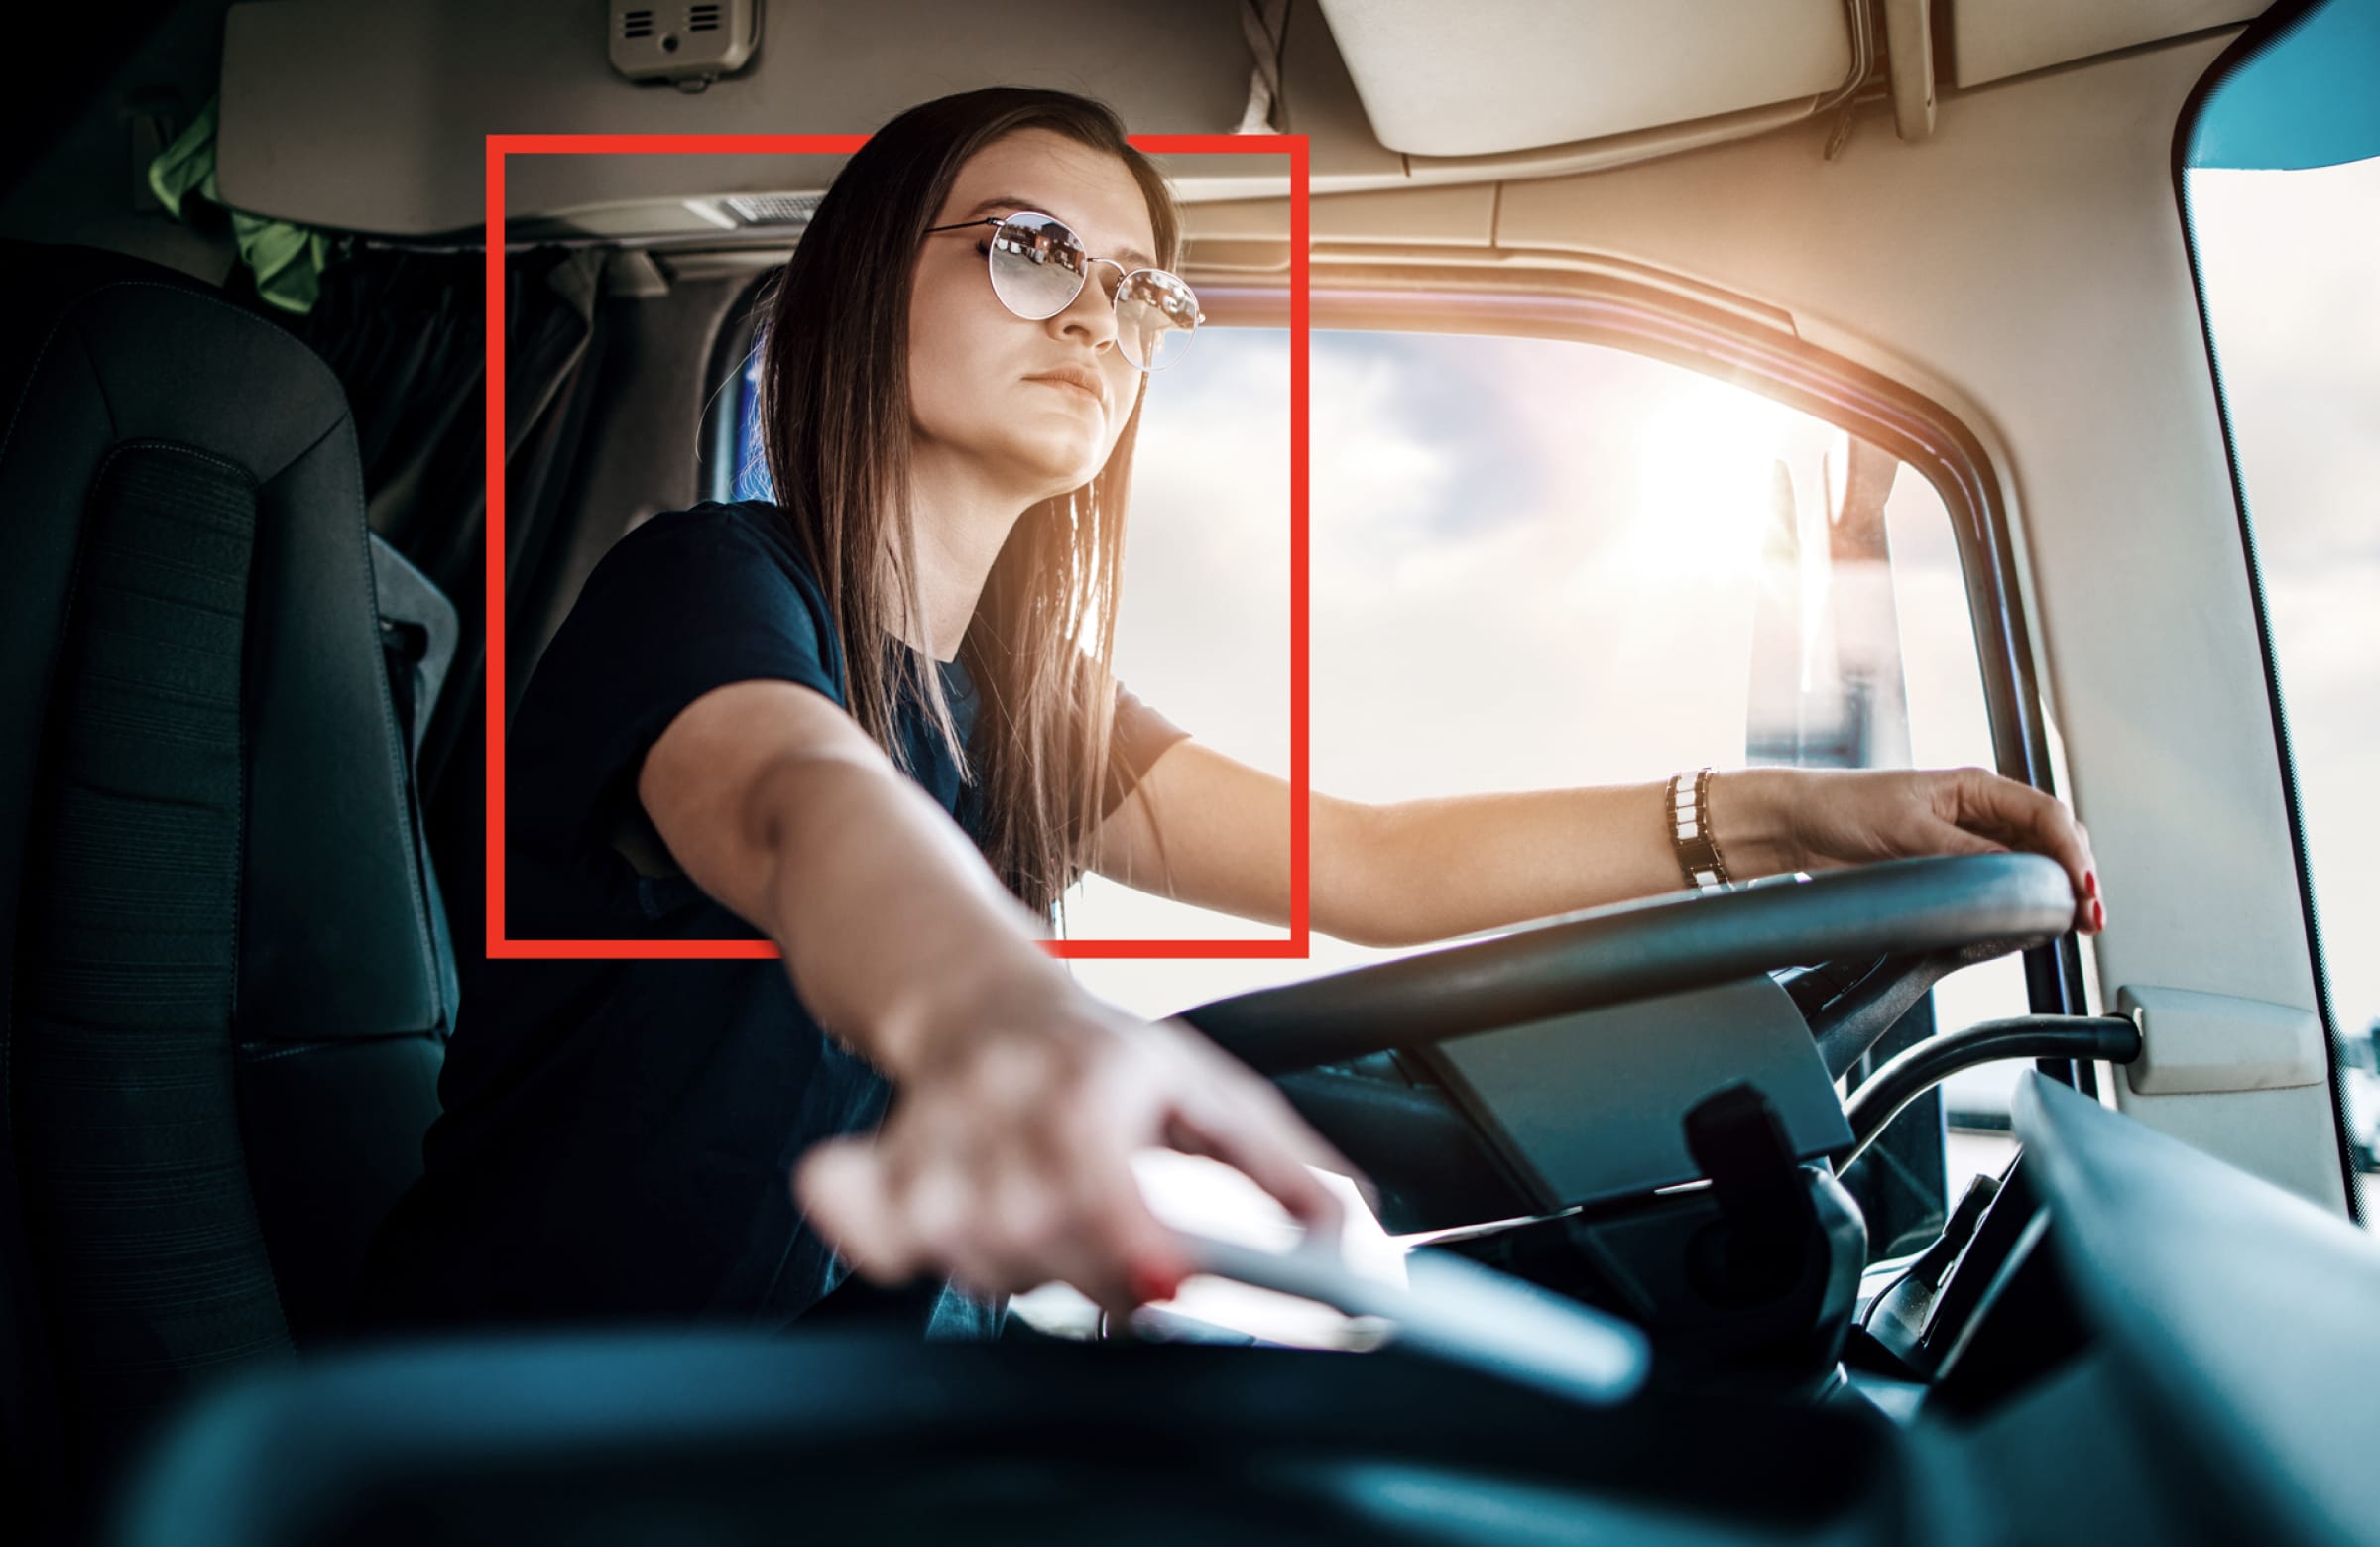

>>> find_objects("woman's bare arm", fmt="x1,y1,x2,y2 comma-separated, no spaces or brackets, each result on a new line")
640,679,1064,1075
635,679,1359,1317
1087,742,1698,946
1090,742,2101,948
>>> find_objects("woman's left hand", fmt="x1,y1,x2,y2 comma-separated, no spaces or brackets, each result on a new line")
1718,766,2104,935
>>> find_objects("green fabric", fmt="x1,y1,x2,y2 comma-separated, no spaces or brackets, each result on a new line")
149,95,331,315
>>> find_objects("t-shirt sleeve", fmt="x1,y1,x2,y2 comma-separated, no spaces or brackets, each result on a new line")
507,506,845,867
1098,679,1192,820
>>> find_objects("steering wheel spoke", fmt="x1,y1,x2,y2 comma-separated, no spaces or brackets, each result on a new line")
1800,939,2036,1079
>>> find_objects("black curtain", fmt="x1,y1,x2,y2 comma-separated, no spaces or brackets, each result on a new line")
235,244,615,1003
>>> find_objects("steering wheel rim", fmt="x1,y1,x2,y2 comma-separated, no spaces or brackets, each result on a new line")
1180,853,2074,1076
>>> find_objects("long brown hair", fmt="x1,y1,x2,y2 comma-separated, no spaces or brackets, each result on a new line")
752,87,1180,918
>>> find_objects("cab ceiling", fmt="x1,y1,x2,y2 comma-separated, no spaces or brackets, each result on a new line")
216,0,2273,244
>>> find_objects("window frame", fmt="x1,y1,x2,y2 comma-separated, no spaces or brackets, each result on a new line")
696,269,774,508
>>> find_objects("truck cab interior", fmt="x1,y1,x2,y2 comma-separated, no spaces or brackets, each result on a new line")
2,2,2376,1543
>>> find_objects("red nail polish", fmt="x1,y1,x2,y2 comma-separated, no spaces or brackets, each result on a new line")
1129,1264,1182,1305
2092,899,2106,931
2085,870,2099,899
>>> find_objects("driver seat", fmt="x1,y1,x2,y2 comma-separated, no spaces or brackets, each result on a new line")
0,240,457,1524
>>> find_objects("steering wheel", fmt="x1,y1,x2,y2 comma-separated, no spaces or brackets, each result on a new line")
1157,855,2076,1364
1178,853,2075,1079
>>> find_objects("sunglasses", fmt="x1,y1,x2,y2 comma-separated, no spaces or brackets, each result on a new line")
922,209,1204,372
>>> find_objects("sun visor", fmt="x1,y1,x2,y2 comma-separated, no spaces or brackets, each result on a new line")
1312,0,1857,158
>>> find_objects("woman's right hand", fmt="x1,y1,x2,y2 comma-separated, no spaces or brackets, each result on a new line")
792,981,1368,1325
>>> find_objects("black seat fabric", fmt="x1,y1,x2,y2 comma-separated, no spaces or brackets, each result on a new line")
0,240,455,1503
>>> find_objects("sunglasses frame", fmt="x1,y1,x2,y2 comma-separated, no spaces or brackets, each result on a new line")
922,209,1205,372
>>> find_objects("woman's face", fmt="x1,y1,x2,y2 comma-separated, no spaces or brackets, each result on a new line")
908,128,1159,505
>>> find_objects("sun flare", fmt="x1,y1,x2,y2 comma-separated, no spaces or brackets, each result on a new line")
1613,378,1806,583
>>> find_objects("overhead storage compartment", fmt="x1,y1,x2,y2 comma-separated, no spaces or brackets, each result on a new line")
217,0,1266,239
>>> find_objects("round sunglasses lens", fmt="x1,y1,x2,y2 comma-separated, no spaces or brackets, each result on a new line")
1116,271,1198,370
987,213,1086,320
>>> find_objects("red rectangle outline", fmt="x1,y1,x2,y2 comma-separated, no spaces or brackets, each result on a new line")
484,133,1309,962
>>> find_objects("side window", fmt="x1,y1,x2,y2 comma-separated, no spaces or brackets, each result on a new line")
2186,30,2380,1214
1067,326,2034,1248
731,329,773,502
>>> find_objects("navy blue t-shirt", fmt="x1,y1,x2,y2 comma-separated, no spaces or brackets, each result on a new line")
354,500,1188,1337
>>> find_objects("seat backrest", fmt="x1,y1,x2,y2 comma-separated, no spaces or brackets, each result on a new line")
0,240,454,1512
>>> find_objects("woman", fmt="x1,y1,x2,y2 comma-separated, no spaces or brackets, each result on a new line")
355,86,2102,1342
